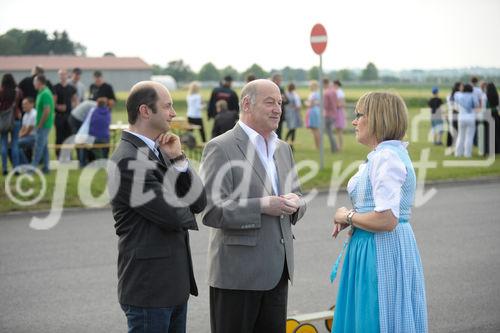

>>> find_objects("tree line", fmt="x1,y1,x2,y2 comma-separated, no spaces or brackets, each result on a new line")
153,60,380,83
0,29,87,56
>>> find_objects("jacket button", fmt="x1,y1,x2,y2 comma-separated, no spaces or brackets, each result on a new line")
280,238,285,244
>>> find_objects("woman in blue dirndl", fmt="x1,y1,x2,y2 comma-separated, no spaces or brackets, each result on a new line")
331,92,428,333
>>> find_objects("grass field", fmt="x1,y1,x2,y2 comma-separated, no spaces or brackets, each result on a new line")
1,84,499,213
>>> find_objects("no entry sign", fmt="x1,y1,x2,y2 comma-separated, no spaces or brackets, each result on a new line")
310,23,327,55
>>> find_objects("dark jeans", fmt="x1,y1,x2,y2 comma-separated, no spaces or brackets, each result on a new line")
187,117,206,142
18,134,35,165
55,112,72,159
79,138,109,167
31,127,50,173
324,117,338,152
120,303,188,333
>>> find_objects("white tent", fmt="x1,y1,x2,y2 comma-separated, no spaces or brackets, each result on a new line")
151,75,177,91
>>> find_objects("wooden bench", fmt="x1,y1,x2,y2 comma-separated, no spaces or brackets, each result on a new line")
48,143,113,150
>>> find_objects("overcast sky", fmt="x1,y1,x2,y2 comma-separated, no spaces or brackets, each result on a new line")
1,0,499,72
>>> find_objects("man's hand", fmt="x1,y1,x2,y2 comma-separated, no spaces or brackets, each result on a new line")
260,195,299,217
156,133,182,158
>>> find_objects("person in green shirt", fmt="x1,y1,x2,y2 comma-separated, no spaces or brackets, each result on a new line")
31,74,54,173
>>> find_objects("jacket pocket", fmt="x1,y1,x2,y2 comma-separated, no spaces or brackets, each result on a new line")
222,230,258,246
135,245,171,259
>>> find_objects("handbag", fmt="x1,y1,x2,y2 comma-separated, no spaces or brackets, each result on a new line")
0,105,14,133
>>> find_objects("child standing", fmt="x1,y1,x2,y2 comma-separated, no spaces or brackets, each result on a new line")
428,86,444,145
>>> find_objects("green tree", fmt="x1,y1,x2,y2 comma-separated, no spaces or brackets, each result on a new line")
0,28,85,56
337,69,354,81
50,30,75,54
0,29,24,55
308,66,320,80
164,59,195,82
151,64,163,75
242,64,267,80
361,62,378,81
103,52,116,57
198,62,220,81
22,30,51,54
220,66,239,81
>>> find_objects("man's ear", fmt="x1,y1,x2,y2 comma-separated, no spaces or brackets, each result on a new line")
138,104,150,119
241,96,250,113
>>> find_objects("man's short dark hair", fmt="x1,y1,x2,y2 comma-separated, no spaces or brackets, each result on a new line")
126,85,159,124
35,74,47,85
73,67,82,75
24,96,35,104
94,70,103,78
470,76,478,84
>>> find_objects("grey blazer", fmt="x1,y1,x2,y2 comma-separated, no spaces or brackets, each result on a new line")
200,124,306,291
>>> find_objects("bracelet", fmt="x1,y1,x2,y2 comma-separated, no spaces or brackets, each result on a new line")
346,209,356,226
169,151,187,164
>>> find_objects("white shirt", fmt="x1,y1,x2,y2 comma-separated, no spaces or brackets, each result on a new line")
125,130,188,172
238,121,279,195
347,140,408,218
21,108,37,134
336,88,345,100
186,94,202,118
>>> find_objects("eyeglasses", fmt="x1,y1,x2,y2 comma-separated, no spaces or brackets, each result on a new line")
354,112,365,120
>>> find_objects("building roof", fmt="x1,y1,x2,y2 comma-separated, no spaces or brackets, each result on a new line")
0,55,151,71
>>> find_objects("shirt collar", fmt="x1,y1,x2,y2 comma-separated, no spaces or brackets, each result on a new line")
238,121,278,158
367,140,409,160
124,130,159,157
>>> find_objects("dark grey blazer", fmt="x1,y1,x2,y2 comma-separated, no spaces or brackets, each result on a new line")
200,124,306,291
108,131,206,307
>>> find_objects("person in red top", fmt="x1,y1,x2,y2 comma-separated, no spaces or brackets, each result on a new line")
323,78,338,152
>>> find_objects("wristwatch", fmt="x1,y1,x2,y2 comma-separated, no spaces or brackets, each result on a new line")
169,151,187,164
346,209,356,226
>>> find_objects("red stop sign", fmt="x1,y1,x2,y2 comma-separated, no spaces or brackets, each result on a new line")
310,23,328,55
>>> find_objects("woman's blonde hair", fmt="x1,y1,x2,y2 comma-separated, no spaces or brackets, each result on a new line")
355,92,408,142
188,81,200,95
309,80,318,91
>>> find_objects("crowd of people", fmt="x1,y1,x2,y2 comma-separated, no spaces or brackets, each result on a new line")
189,73,348,154
2,67,499,177
0,66,116,174
429,76,500,157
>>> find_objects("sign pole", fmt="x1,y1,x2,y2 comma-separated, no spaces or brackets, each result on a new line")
310,23,327,170
319,54,324,170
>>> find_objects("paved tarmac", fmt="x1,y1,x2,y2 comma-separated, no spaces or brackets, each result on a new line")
1,180,499,332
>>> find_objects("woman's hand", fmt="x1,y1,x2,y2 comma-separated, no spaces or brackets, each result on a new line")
332,206,350,238
334,206,350,225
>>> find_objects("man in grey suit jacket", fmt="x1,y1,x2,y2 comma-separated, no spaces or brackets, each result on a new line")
200,79,306,333
108,81,206,333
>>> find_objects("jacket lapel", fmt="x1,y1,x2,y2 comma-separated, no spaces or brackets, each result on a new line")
121,131,167,170
233,124,274,196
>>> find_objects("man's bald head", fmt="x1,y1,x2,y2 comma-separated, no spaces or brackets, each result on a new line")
239,79,280,111
126,81,167,125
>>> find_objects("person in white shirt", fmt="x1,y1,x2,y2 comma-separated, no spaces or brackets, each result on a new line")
186,81,206,142
18,97,37,165
69,67,86,104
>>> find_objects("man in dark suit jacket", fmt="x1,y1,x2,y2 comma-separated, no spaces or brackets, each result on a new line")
107,81,206,333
